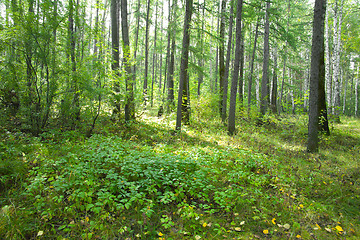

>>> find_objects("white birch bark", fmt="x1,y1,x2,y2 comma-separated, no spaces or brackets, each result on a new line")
332,0,344,118
325,5,332,110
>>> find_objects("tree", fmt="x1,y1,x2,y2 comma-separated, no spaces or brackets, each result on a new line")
307,0,329,153
247,17,260,112
331,0,344,122
143,0,151,106
121,0,135,121
111,0,120,116
175,0,193,131
228,0,243,135
221,0,234,122
218,0,227,119
259,1,271,118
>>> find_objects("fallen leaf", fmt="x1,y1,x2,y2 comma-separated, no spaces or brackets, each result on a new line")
263,229,269,234
335,226,344,232
325,227,331,232
37,231,44,236
283,223,290,229
240,221,245,225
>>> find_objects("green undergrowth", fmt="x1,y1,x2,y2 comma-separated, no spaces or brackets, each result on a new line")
0,113,359,239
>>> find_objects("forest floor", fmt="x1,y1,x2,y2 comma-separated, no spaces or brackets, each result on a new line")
1,109,359,239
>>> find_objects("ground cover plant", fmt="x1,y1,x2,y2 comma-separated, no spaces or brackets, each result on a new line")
0,110,359,239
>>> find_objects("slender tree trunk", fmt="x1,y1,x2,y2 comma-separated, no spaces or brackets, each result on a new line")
279,0,291,114
247,18,259,112
111,0,120,115
343,71,347,114
238,25,245,105
332,0,343,122
307,0,329,153
121,0,135,121
270,45,278,114
221,0,234,121
219,0,227,118
167,0,177,112
259,1,270,118
175,0,193,131
69,0,80,124
143,0,151,106
325,5,332,111
132,0,141,92
151,1,158,107
227,0,243,135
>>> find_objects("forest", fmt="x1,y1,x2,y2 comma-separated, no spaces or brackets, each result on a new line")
0,0,359,239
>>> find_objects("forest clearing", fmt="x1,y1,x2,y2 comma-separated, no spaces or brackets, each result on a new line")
1,0,360,238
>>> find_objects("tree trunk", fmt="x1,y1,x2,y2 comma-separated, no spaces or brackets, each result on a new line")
238,25,245,106
151,1,158,107
278,0,291,114
325,5,332,111
332,0,343,122
143,0,151,106
270,45,278,114
227,0,243,135
121,0,135,121
221,0,234,121
111,0,120,115
307,0,329,153
132,0,141,92
219,0,227,119
247,18,259,112
175,0,193,131
167,0,177,112
259,1,271,118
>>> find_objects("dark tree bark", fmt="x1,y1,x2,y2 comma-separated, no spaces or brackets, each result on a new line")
121,0,135,121
307,0,329,153
221,0,234,121
238,25,245,105
259,1,270,118
151,1,159,107
167,0,177,112
270,45,278,114
143,0,151,106
175,0,193,131
247,18,260,112
197,0,205,96
132,0,141,92
111,0,120,115
279,0,291,114
227,0,243,135
219,0,227,119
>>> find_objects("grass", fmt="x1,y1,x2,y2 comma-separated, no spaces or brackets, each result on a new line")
0,107,359,239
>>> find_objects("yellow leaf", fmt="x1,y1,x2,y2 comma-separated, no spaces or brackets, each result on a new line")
299,204,304,208
158,232,164,236
202,222,207,227
234,227,241,231
271,218,276,225
296,235,301,238
85,217,89,222
335,226,344,232
263,229,269,234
